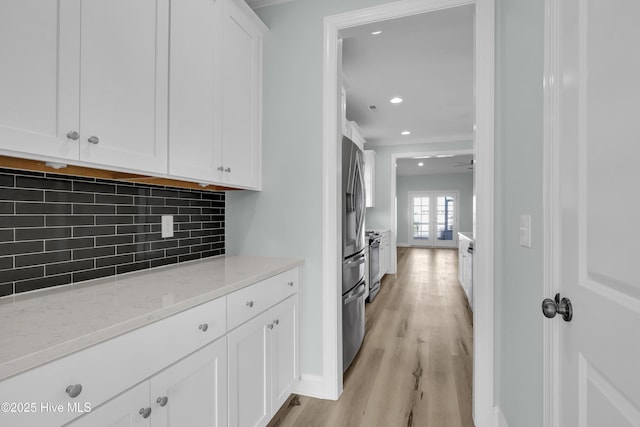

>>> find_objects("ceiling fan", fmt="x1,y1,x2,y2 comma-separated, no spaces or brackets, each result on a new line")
453,159,474,170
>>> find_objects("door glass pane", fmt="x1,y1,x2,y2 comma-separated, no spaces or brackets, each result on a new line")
437,196,455,241
412,196,429,240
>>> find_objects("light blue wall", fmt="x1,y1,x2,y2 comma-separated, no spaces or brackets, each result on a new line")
494,0,545,425
396,173,473,244
365,141,473,232
225,0,395,378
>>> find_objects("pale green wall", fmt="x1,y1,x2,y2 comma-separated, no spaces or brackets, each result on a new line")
225,0,395,378
396,173,473,244
365,141,473,232
494,0,545,425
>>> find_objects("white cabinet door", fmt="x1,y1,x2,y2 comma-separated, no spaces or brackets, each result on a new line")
78,0,168,173
168,0,222,182
228,310,271,427
220,0,264,189
150,339,227,427
270,296,298,411
66,382,150,427
0,0,79,160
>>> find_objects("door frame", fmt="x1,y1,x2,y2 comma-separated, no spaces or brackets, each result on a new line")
543,0,560,425
407,190,460,247
390,148,473,268
321,1,495,426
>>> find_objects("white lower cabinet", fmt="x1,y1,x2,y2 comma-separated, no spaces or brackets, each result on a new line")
66,338,227,427
0,267,299,427
228,295,298,427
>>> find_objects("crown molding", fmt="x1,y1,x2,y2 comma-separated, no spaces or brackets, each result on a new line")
245,0,296,9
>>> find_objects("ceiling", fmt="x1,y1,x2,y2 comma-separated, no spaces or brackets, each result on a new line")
396,154,473,176
245,0,295,9
340,5,475,147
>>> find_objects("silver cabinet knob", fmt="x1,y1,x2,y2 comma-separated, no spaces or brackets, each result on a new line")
246,301,254,308
87,136,99,144
224,167,231,173
65,384,82,398
139,407,152,419
274,319,280,325
267,323,274,329
199,323,208,332
156,396,169,407
287,281,294,287
66,131,79,140
217,166,224,171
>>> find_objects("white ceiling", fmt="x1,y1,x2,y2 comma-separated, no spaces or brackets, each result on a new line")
340,5,475,147
396,154,473,176
245,0,295,9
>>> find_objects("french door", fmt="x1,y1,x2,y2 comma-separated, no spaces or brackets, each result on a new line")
408,191,458,248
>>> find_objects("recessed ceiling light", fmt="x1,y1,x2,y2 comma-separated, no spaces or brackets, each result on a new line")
390,97,403,104
418,162,424,167
401,131,411,135
436,154,454,158
371,30,382,35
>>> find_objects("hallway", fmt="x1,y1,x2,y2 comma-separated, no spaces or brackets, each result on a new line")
271,247,474,427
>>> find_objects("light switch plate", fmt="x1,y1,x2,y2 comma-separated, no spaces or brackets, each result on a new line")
161,215,174,238
520,214,531,248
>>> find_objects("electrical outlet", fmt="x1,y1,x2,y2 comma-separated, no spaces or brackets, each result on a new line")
520,214,531,248
161,215,174,238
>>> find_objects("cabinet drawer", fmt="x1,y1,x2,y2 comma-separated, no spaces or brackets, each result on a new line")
0,296,226,427
227,268,298,331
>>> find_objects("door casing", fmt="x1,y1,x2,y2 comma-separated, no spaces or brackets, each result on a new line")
320,1,495,427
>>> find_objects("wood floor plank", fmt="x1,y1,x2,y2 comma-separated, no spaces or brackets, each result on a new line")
275,247,474,426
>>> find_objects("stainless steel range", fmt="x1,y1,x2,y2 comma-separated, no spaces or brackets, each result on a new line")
366,231,381,302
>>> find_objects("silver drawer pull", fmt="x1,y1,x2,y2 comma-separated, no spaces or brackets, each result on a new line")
246,301,254,308
156,396,169,407
139,407,152,419
87,136,99,144
199,323,208,332
66,131,79,140
267,323,274,329
65,384,82,398
287,281,294,287
274,319,280,325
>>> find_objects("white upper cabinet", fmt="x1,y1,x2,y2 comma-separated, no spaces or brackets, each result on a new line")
220,0,265,189
78,0,169,174
169,0,266,189
168,0,222,183
0,0,168,174
0,0,79,160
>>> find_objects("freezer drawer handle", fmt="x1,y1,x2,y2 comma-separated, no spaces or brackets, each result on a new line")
344,284,366,305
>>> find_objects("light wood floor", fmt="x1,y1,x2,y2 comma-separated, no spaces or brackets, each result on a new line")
270,247,474,427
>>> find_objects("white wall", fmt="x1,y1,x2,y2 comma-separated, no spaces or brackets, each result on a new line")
494,0,544,425
396,173,473,244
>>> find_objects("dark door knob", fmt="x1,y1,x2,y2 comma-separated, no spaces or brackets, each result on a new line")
542,293,573,322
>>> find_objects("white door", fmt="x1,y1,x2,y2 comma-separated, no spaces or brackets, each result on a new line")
220,0,262,189
270,296,298,411
0,0,79,160
227,310,271,427
408,191,458,248
168,0,222,182
79,0,168,173
150,338,228,427
554,0,640,425
65,382,150,427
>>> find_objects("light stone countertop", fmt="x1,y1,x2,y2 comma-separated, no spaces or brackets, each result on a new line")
0,255,303,382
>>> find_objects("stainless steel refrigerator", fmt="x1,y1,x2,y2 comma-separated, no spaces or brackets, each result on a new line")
341,136,367,372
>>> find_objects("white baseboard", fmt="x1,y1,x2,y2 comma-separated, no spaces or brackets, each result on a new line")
494,406,509,427
294,374,335,400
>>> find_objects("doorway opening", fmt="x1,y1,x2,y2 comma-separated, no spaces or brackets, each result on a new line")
321,1,494,425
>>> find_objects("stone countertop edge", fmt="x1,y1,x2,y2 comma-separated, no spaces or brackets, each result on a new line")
458,231,473,240
0,255,304,382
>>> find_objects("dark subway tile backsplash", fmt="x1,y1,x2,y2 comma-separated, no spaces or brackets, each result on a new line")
0,169,225,296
